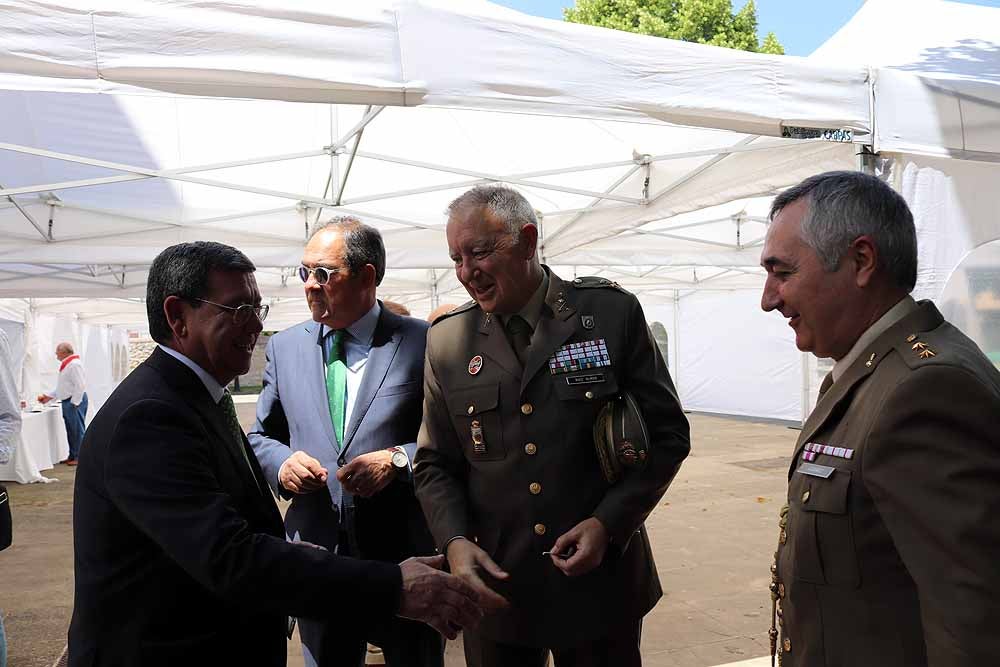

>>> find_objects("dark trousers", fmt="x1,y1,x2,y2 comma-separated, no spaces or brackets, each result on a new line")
463,622,642,667
62,393,88,460
299,519,444,667
299,614,444,667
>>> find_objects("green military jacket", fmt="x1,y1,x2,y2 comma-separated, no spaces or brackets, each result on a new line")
773,301,1000,666
414,268,690,647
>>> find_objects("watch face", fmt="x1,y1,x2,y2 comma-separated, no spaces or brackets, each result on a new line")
391,450,408,469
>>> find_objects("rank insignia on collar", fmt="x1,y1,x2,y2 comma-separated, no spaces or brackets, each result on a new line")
468,355,483,375
581,315,595,330
911,340,936,359
548,338,611,375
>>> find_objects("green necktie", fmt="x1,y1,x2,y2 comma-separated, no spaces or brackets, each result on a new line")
326,330,347,449
219,390,259,487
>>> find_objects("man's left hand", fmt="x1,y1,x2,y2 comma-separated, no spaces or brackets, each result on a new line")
37,394,50,404
336,450,396,497
549,517,609,577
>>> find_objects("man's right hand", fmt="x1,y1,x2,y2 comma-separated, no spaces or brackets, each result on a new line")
278,451,328,494
397,555,483,639
446,538,510,611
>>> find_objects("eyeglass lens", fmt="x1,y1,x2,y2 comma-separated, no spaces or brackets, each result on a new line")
298,266,332,285
233,303,269,325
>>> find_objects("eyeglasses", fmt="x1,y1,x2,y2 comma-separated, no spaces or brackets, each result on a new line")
192,298,269,325
298,264,343,286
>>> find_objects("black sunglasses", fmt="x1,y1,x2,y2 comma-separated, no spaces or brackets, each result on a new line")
298,264,343,286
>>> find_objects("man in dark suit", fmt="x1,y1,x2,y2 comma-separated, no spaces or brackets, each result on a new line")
69,241,482,667
760,171,1000,667
249,217,447,667
414,185,690,666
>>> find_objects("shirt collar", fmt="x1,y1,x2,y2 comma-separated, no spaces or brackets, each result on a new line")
500,271,549,331
158,344,227,403
832,295,919,381
321,301,381,347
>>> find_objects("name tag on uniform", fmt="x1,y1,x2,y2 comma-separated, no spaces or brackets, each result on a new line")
796,462,836,479
566,373,605,386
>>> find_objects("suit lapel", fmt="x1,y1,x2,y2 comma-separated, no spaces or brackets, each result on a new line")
791,301,945,472
521,273,577,394
341,306,402,455
147,349,273,507
305,322,340,451
478,311,522,379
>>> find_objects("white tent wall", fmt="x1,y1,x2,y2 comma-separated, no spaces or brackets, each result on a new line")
0,298,128,420
647,290,802,422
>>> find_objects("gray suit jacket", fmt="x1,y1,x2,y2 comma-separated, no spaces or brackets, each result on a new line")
249,304,434,562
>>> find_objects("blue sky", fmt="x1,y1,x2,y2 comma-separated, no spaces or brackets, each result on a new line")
492,0,1000,56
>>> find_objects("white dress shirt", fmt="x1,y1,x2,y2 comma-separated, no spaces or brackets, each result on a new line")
47,356,87,406
158,345,226,402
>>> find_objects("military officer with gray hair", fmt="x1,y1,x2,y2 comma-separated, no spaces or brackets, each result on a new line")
414,184,690,666
760,170,1000,667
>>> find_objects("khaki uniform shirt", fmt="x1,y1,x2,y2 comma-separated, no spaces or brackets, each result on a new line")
414,268,690,647
772,301,1000,666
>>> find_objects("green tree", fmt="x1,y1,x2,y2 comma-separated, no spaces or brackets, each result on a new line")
564,0,785,55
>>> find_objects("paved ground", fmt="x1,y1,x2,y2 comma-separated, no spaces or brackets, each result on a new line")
0,408,796,667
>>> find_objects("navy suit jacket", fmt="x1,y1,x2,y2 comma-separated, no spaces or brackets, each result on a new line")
249,304,434,562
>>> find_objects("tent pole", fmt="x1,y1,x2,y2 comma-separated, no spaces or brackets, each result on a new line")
673,289,681,394
334,105,372,206
856,144,877,175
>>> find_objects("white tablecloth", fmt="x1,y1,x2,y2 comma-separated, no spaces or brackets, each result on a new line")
0,407,69,483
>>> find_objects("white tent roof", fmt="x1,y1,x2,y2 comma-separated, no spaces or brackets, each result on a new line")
0,0,872,324
813,0,1000,161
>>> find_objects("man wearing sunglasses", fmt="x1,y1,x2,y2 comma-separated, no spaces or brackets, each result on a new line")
69,241,481,667
249,218,455,667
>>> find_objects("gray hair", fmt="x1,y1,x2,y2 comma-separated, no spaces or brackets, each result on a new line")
769,171,917,291
57,342,74,355
447,185,538,242
311,216,386,286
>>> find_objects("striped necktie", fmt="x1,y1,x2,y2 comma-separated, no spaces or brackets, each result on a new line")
219,390,259,487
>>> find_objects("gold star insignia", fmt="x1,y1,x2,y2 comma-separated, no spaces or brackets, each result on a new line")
912,341,928,351
918,348,936,359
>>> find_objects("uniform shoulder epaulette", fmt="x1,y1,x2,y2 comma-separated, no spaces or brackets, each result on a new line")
429,300,478,326
569,276,629,294
895,331,946,370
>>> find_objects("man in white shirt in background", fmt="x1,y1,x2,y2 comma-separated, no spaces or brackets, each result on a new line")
37,342,87,466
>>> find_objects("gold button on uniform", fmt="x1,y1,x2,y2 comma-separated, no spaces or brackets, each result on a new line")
524,443,537,455
534,523,546,536
783,638,792,653
780,529,787,544
521,403,533,415
801,490,811,503
467,405,475,415
529,482,542,495
585,391,594,399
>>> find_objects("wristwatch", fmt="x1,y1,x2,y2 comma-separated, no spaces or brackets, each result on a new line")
389,447,409,472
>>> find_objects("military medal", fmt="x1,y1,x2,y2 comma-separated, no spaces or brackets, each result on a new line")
802,442,854,462
548,338,611,375
470,419,486,454
468,355,483,375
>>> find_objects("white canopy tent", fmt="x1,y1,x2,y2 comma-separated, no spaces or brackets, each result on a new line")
0,0,997,422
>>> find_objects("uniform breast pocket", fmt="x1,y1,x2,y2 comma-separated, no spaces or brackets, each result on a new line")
790,469,860,588
447,383,506,462
552,371,619,404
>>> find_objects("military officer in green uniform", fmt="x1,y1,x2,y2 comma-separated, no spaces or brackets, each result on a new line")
414,185,690,666
760,170,1000,667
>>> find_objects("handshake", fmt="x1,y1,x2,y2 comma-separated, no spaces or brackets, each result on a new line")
396,552,508,639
